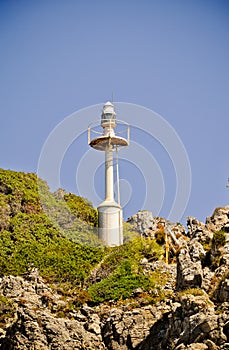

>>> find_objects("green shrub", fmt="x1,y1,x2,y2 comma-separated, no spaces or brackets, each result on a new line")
64,193,98,227
0,168,105,285
96,237,164,280
0,169,42,215
87,237,165,304
0,212,104,284
88,259,152,304
212,230,226,248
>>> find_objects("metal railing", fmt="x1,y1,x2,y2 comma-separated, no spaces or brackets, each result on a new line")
88,119,130,146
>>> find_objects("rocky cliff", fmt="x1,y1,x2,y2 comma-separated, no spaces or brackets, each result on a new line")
0,206,228,349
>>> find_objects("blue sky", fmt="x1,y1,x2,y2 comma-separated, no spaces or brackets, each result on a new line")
0,0,229,224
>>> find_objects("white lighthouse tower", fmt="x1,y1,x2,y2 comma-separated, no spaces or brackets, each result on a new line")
88,102,129,246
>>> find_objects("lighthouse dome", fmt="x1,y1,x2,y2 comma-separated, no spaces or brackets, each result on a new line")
101,101,116,128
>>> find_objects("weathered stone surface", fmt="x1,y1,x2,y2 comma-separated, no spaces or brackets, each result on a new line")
102,304,161,349
127,210,186,240
0,270,228,350
204,339,219,350
206,206,229,233
127,210,155,237
0,272,105,350
187,216,213,243
176,246,203,290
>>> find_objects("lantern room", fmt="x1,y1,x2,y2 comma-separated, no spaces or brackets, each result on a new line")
101,101,116,129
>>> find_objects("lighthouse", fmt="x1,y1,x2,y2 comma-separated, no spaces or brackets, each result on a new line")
88,102,129,246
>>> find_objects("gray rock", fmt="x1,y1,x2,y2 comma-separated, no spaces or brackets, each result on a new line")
176,246,203,290
127,210,155,237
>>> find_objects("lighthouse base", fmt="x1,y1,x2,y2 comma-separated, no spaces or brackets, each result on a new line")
98,200,123,247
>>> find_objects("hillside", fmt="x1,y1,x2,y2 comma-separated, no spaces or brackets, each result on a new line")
0,168,103,285
0,168,228,349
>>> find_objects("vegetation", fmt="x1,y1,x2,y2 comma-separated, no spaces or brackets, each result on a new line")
0,295,16,327
212,230,226,248
123,222,139,242
154,225,165,245
210,269,229,301
0,169,104,285
87,237,166,304
63,193,98,227
0,168,168,307
88,259,151,303
0,214,104,284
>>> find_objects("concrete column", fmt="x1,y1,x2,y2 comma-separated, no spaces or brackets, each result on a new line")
105,144,114,201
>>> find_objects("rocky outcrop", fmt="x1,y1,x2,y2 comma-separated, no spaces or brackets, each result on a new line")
137,292,228,350
127,210,155,237
1,271,228,350
176,243,204,291
127,210,186,240
0,272,105,350
0,206,229,349
127,210,188,262
178,206,229,293
206,206,229,233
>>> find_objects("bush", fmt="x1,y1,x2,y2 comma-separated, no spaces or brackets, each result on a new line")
88,259,152,304
0,168,168,308
212,230,226,248
0,169,105,285
0,168,42,215
87,237,165,304
64,193,98,227
0,212,104,284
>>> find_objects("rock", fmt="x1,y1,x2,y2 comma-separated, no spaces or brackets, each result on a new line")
187,216,213,243
176,246,203,290
127,210,155,237
216,277,229,302
0,273,105,350
205,339,219,350
102,304,160,349
206,206,229,233
189,344,208,350
131,287,144,297
127,211,186,241
202,267,215,291
188,239,206,262
140,257,148,265
85,313,101,335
